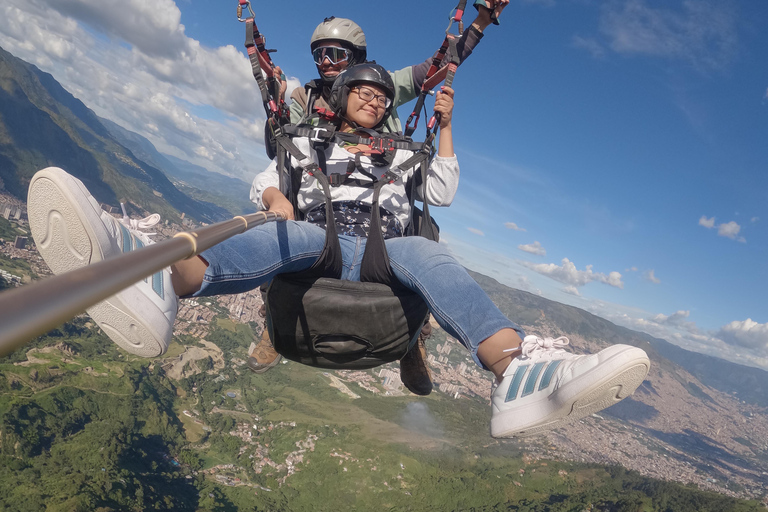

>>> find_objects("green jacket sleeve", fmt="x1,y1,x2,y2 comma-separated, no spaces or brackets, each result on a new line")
386,67,417,133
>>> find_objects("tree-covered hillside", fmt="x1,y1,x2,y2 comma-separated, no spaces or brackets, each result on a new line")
1,315,764,512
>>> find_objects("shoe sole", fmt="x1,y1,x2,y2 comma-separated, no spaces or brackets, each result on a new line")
28,167,170,357
492,347,650,438
247,354,282,374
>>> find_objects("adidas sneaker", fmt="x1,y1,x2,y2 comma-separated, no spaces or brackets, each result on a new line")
490,335,650,438
27,167,177,357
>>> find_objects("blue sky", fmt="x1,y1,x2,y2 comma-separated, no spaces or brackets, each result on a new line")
1,0,767,369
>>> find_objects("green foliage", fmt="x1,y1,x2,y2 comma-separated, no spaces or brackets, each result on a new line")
0,319,764,512
0,216,21,240
0,249,34,281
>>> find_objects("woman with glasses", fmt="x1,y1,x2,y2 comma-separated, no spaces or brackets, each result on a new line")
28,63,650,439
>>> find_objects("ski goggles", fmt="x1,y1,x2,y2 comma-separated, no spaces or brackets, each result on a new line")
312,46,352,66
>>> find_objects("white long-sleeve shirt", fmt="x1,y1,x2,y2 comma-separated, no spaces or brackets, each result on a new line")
250,137,459,231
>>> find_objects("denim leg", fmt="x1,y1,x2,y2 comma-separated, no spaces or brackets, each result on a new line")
194,220,326,297
385,236,525,369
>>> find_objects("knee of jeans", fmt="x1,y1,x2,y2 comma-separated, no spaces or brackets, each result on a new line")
390,236,456,269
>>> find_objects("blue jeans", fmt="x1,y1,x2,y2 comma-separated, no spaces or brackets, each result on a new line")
195,220,524,368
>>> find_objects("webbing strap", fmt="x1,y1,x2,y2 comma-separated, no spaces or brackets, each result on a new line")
283,124,424,153
404,0,468,138
272,132,433,284
244,18,276,112
240,7,289,159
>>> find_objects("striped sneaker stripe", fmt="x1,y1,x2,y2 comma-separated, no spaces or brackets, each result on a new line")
538,359,563,391
151,271,164,300
118,220,163,299
504,365,529,402
521,362,546,397
504,360,566,402
118,223,132,253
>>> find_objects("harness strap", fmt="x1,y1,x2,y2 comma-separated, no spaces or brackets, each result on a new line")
272,130,434,285
239,2,289,158
244,18,278,113
283,124,424,152
405,0,468,138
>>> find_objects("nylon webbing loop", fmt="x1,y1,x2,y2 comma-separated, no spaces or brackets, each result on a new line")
404,0,469,138
239,1,289,159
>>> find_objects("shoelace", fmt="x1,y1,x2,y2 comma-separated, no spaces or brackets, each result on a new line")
503,335,570,359
119,203,161,235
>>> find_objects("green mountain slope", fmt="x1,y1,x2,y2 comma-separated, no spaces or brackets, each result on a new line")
100,117,258,216
0,46,230,223
2,316,764,512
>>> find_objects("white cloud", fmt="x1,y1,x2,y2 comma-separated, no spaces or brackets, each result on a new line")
571,35,606,58
599,0,738,70
643,269,660,284
699,216,745,242
518,241,546,256
467,227,485,236
651,310,691,327
751,216,760,223
504,222,526,232
562,286,581,297
625,266,638,272
717,319,768,350
0,0,271,180
699,215,716,228
519,258,624,289
581,299,768,370
717,220,744,242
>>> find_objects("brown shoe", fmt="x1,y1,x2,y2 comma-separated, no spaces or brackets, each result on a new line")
400,326,433,396
247,329,282,374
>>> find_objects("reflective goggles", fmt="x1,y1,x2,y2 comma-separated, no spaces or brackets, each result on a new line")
312,46,352,66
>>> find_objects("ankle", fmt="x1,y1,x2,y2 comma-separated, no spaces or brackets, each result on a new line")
476,328,523,379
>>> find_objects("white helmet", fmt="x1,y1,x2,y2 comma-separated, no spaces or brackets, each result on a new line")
310,17,367,65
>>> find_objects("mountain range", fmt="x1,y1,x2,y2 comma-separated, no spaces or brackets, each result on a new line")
0,45,233,224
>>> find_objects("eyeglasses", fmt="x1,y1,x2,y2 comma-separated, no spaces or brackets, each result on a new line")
312,46,352,66
351,86,392,109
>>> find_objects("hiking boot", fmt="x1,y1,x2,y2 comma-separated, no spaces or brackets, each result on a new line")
27,167,176,357
247,329,282,373
400,335,433,396
490,335,650,438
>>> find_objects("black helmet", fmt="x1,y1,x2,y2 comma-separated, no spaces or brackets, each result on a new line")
328,62,395,128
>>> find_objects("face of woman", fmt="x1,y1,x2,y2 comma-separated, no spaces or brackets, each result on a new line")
345,84,388,129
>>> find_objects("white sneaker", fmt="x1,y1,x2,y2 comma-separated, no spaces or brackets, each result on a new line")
27,167,177,357
490,335,650,438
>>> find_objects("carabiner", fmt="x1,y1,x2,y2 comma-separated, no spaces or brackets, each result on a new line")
237,0,255,22
446,4,466,36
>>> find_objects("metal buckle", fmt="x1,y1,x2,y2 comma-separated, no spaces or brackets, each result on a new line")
309,127,326,143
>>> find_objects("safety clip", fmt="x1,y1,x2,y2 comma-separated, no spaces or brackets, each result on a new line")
237,0,255,22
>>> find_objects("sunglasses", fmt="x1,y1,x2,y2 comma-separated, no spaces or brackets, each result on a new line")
312,46,352,66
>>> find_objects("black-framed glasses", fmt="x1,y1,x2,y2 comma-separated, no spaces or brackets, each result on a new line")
312,46,352,66
351,86,392,109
